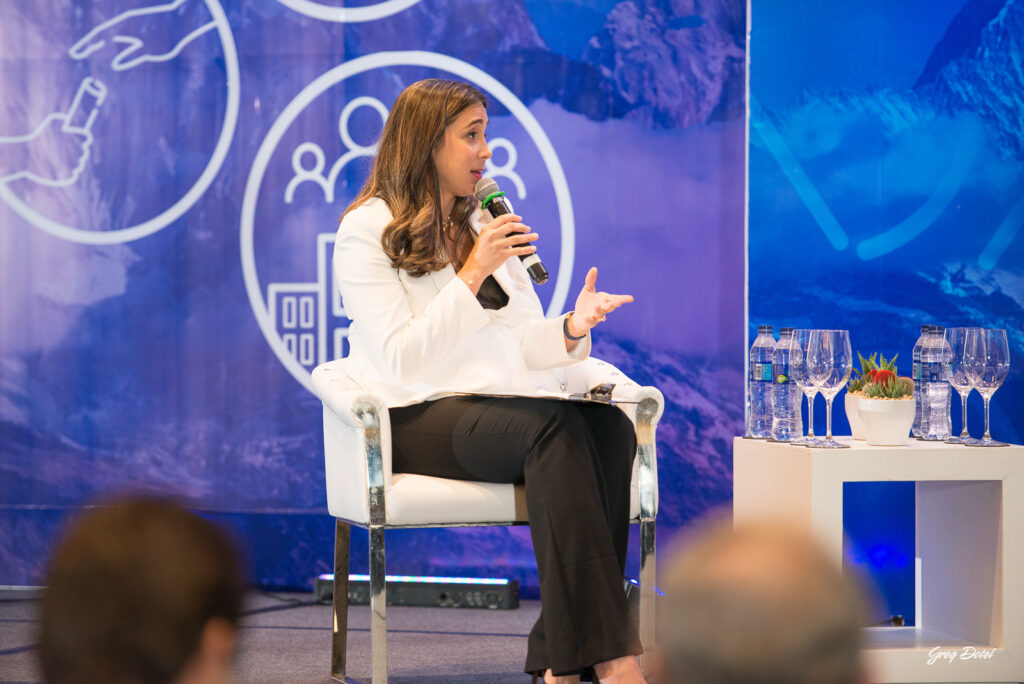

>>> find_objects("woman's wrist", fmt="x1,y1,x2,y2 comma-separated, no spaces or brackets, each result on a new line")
456,266,485,295
564,312,588,340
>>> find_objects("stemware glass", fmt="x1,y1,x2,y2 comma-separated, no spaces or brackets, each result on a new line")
944,327,981,445
790,329,823,447
964,328,1010,447
807,329,853,449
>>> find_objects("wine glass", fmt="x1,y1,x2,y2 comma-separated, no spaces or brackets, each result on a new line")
944,328,981,445
807,329,853,449
790,329,823,447
964,328,1010,447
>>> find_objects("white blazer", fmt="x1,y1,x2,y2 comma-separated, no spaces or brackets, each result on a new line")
332,197,590,408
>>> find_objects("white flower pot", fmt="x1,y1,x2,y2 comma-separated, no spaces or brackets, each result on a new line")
858,398,915,446
845,392,866,440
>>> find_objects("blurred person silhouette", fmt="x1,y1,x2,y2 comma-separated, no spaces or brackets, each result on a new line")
658,519,873,684
39,497,244,684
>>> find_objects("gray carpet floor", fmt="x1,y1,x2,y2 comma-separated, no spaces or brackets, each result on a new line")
0,589,540,683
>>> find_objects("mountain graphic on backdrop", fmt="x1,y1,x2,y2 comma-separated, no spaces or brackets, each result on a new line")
914,0,1024,157
341,0,745,128
583,0,746,127
755,0,1023,160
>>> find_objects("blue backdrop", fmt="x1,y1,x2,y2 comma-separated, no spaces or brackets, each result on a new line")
750,0,1024,623
6,0,1018,613
0,0,747,593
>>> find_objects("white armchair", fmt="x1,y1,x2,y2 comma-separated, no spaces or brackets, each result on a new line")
312,357,664,684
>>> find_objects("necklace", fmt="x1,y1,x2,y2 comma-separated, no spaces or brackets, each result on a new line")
443,214,462,266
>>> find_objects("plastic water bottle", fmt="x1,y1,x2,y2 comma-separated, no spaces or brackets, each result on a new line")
746,325,775,438
911,324,931,438
771,327,802,441
920,326,952,441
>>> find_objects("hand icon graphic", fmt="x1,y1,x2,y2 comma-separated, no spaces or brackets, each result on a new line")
68,0,216,72
0,114,93,187
0,78,105,188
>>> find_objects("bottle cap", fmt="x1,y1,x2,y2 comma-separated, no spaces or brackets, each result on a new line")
932,325,944,333
921,324,930,332
757,325,773,333
779,327,794,335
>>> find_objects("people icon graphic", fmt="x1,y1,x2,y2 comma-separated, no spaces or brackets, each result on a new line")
0,78,105,188
485,137,527,199
285,96,390,205
285,95,529,205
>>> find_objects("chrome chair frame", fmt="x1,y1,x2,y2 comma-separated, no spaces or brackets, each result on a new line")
315,363,661,684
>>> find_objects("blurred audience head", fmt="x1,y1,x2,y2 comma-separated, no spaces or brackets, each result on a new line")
658,518,871,684
39,497,244,684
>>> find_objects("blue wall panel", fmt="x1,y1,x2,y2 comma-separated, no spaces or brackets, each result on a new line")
750,0,1024,622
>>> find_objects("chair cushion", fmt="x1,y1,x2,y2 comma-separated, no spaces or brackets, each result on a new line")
384,473,640,526
385,474,525,525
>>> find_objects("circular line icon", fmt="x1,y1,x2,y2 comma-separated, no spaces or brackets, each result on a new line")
0,0,240,245
241,50,576,394
750,95,984,262
275,0,422,23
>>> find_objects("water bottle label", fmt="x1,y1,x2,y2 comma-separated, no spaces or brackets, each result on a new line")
922,362,944,382
773,361,791,384
751,362,772,382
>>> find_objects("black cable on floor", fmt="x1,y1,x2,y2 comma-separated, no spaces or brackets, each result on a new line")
240,591,322,617
254,588,310,605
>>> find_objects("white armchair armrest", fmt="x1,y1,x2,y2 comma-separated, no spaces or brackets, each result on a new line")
312,361,393,523
563,356,637,392
562,357,663,520
311,362,388,427
563,357,664,417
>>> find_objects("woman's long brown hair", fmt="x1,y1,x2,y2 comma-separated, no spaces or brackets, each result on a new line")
342,79,487,277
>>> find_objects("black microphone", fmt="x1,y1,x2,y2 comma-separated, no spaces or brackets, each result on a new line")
474,177,549,285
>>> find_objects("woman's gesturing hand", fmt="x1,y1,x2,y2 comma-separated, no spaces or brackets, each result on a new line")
566,267,634,339
457,214,537,294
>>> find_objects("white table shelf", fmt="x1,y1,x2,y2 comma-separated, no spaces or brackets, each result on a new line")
733,437,1024,684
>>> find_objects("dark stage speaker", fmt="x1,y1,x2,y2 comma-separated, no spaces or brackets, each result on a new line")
314,573,520,610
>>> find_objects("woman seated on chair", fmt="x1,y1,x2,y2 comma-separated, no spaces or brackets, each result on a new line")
333,78,644,684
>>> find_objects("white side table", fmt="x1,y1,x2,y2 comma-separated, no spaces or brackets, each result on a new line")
733,437,1024,684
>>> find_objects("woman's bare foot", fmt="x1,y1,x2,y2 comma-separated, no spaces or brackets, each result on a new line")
543,668,580,684
593,655,646,684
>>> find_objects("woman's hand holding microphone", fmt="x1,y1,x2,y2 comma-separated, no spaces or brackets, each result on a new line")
456,214,536,295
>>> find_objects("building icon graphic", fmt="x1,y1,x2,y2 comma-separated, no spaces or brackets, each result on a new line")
267,233,349,372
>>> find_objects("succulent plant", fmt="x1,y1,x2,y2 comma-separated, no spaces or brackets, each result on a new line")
862,374,914,399
848,351,899,394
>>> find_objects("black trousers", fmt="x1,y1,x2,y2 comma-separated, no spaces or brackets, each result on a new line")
389,396,643,676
